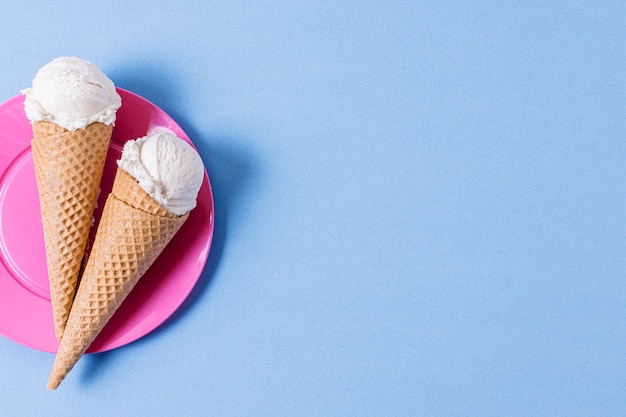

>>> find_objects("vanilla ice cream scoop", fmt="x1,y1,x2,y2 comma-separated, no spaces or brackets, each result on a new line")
117,130,204,216
21,56,121,131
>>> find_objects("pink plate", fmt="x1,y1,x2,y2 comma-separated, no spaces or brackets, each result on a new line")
0,88,214,353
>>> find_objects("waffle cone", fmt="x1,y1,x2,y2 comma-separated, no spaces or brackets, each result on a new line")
31,121,112,340
48,168,188,389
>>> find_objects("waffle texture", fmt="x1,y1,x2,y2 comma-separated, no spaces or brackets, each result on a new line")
31,121,112,340
48,168,188,389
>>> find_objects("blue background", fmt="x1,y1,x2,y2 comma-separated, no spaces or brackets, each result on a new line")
1,1,625,416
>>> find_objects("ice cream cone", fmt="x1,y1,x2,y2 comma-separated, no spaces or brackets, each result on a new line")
47,168,188,389
31,121,112,340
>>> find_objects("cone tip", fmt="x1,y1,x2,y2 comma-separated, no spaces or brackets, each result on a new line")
47,377,60,390
47,364,66,390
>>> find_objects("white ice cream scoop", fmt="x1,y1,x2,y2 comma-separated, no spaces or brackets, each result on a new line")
21,56,121,131
117,130,205,216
